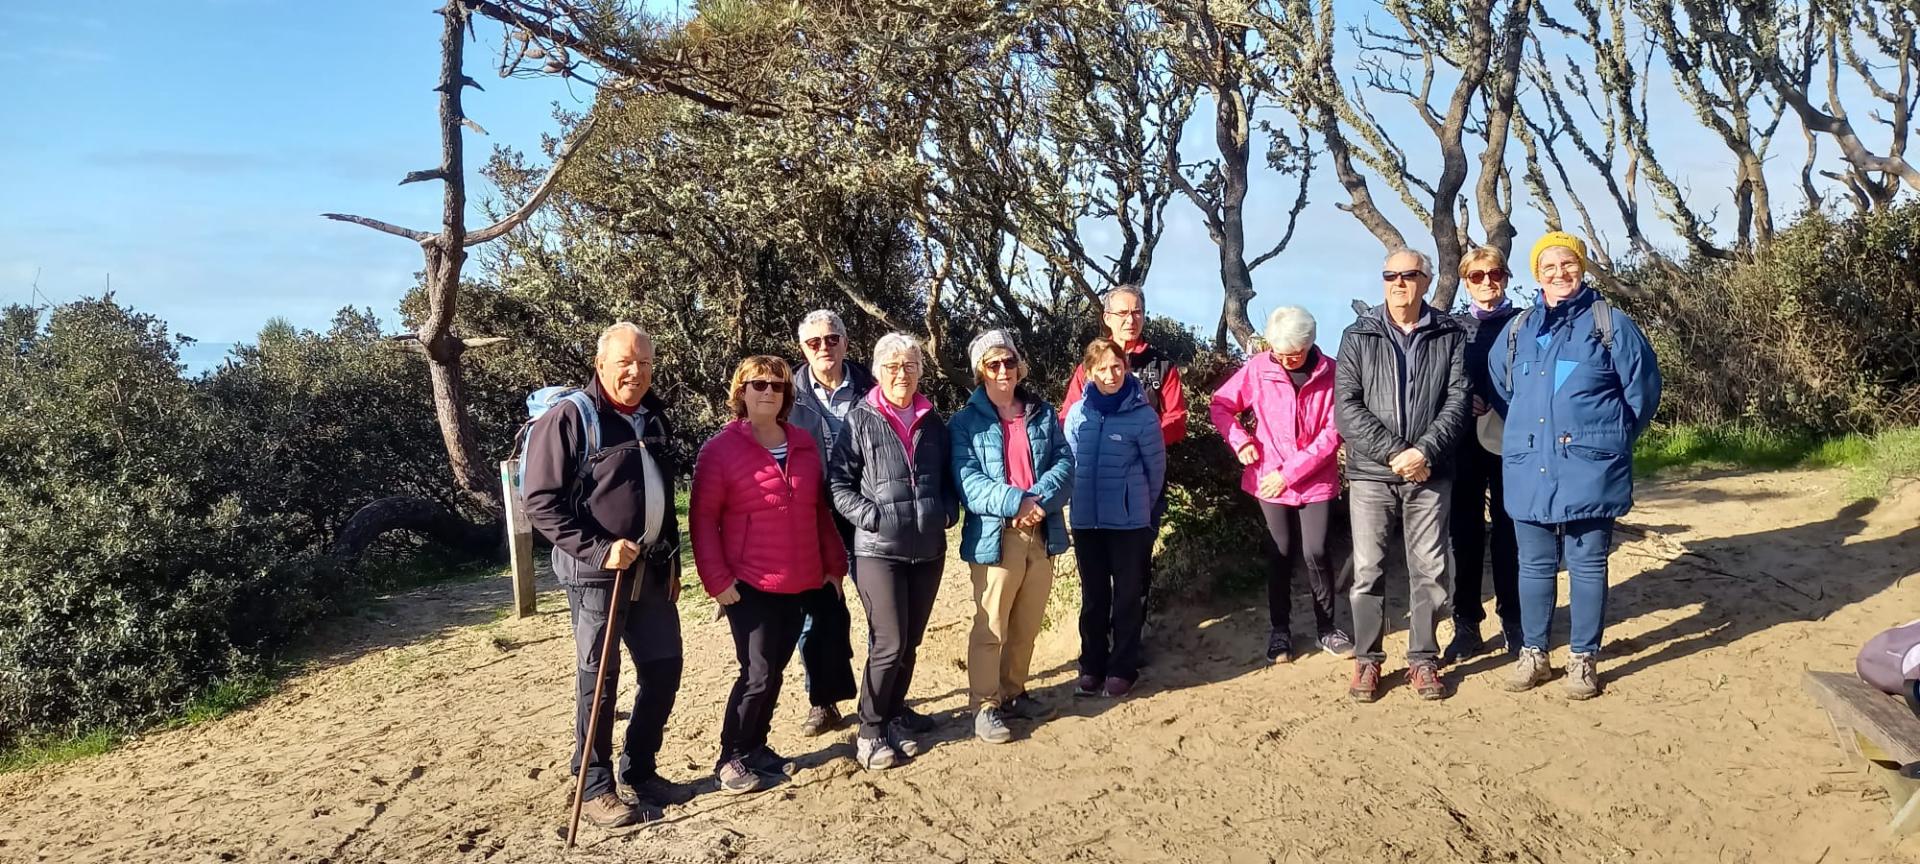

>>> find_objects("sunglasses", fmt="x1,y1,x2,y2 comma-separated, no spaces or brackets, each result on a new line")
1466,268,1511,284
744,379,788,393
984,358,1019,373
803,333,843,351
1382,270,1427,283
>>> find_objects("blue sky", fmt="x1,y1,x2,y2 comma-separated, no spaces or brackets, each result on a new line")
0,0,1864,362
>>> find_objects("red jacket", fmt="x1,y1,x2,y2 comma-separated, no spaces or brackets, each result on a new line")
690,420,848,597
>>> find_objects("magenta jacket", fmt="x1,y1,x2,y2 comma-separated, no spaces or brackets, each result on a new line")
690,420,849,597
1209,351,1343,506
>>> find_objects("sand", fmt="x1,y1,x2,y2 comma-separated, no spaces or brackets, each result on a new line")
2,467,1917,863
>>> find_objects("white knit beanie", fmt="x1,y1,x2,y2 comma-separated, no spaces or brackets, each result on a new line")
968,329,1019,370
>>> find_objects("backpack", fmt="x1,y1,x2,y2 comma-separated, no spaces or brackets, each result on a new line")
1131,347,1175,417
510,386,602,494
1503,295,1615,392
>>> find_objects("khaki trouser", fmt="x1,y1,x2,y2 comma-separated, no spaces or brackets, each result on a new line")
968,524,1055,709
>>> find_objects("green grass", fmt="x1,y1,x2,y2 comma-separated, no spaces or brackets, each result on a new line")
0,728,121,775
1635,423,1920,494
171,667,287,727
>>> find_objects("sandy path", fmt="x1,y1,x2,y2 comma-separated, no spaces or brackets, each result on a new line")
2,468,1918,863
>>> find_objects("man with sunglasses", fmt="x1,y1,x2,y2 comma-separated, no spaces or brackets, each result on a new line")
1442,247,1526,665
1334,249,1471,703
786,310,870,738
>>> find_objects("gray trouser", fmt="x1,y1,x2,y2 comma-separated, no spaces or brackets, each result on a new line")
1348,477,1453,664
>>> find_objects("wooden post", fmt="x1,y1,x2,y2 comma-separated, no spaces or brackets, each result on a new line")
501,459,537,617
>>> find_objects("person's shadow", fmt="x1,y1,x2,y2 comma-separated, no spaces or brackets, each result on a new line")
1472,494,1920,684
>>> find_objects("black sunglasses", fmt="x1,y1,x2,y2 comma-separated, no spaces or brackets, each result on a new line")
1382,269,1427,283
804,333,844,351
744,380,788,393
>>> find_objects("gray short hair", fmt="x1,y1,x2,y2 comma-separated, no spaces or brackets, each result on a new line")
1264,306,1317,352
872,332,924,367
795,309,845,342
1103,283,1146,312
1382,247,1436,276
595,322,649,361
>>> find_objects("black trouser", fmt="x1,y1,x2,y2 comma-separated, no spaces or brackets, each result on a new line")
1260,499,1342,647
797,516,859,707
853,557,942,739
564,579,683,801
1074,527,1154,683
1450,442,1521,640
1141,489,1168,611
718,583,807,768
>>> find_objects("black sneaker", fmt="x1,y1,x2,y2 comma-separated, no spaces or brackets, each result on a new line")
1002,692,1054,721
742,746,797,779
1265,630,1293,665
1440,627,1486,666
896,705,936,735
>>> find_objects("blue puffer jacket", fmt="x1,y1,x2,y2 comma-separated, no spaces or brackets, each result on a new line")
1489,286,1662,524
1063,377,1167,531
950,386,1074,564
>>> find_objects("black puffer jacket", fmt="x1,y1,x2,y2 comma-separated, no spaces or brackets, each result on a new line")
1335,305,1471,484
828,398,959,563
1455,303,1523,403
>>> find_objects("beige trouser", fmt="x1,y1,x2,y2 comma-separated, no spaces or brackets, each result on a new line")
968,524,1055,709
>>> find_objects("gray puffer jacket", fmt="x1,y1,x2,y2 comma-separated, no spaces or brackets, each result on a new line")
828,397,959,562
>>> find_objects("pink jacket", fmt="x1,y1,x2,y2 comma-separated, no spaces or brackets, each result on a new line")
1209,351,1342,506
690,420,849,597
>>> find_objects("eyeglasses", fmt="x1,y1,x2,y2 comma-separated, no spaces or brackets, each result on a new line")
1382,270,1427,283
1466,268,1511,284
880,362,921,376
1104,309,1144,320
744,379,788,393
983,358,1019,373
803,333,843,351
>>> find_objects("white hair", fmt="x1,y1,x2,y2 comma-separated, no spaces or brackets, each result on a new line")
1103,283,1146,312
595,321,649,361
872,332,924,367
795,309,845,342
1264,306,1317,352
1383,247,1436,276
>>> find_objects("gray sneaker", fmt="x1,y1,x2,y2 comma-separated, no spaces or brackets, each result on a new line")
855,734,898,771
974,706,1012,744
886,717,923,758
1564,652,1601,700
716,758,767,795
1504,646,1552,692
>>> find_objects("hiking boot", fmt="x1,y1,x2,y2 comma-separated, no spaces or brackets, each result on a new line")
1074,674,1103,697
896,705,937,734
1564,652,1601,700
1504,647,1552,692
716,758,767,795
580,792,654,828
1440,626,1485,666
886,717,923,758
1266,633,1294,665
743,746,797,779
800,704,843,737
974,706,1012,744
1101,676,1134,699
1409,660,1447,700
1318,630,1356,659
622,772,692,807
1348,660,1381,703
855,734,898,771
1003,692,1054,721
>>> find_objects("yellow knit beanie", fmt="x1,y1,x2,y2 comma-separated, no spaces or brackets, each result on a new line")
1529,231,1587,275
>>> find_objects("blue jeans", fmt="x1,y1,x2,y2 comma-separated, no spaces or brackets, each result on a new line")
1514,518,1614,656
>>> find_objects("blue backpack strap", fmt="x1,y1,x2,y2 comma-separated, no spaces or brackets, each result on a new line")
559,390,601,477
1504,305,1538,393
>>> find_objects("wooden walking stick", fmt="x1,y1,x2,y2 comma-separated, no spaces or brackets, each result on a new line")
567,563,633,847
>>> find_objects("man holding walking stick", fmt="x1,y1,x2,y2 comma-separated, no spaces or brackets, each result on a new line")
523,322,686,829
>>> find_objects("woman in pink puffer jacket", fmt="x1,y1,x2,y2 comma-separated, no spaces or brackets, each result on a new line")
691,356,849,795
1209,306,1351,664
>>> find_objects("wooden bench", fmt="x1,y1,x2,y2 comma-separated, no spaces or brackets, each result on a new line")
1804,669,1920,837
